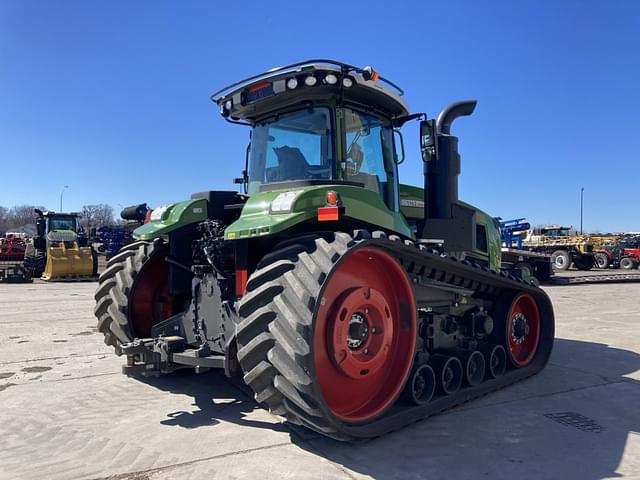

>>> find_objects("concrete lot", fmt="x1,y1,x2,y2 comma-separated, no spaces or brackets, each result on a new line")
0,279,639,480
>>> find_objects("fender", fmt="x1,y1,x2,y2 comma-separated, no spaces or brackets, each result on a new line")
133,198,208,240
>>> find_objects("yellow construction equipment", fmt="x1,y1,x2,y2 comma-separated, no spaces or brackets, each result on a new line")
23,209,97,281
42,241,94,280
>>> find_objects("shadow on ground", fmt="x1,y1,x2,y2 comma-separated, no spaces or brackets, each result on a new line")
138,370,290,433
141,338,639,479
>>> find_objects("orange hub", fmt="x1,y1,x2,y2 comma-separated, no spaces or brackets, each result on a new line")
505,293,541,367
313,247,417,422
130,251,176,338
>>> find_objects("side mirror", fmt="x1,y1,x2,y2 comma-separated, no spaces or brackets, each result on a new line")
420,119,437,161
36,218,46,237
393,130,405,164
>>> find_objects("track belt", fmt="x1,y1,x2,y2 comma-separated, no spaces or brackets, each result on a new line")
332,234,555,439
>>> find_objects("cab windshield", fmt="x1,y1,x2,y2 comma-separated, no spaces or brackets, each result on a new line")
248,107,334,193
542,228,570,237
49,217,78,232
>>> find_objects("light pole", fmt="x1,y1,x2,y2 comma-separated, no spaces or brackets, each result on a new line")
580,187,584,235
60,185,69,212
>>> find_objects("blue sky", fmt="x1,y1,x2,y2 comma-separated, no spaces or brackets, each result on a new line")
1,0,638,232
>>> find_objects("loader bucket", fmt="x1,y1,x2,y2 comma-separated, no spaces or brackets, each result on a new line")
42,242,94,280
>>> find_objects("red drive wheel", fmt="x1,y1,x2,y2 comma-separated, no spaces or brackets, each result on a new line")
313,247,417,423
505,293,541,367
130,250,175,337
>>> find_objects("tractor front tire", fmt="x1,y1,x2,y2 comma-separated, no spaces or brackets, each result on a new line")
619,257,635,270
550,250,571,271
93,239,167,354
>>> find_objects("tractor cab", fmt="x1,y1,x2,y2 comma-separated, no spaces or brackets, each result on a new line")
34,210,86,250
213,60,408,212
538,225,573,238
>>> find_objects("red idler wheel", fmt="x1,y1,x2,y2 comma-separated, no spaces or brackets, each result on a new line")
130,251,175,337
313,246,417,423
505,293,541,367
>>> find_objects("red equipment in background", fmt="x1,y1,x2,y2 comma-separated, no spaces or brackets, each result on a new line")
0,235,27,262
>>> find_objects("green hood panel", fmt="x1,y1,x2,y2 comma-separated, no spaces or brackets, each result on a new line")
46,230,78,243
225,184,413,240
133,198,208,240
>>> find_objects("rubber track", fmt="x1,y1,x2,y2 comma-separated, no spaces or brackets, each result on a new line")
23,253,45,278
236,230,555,441
93,239,165,355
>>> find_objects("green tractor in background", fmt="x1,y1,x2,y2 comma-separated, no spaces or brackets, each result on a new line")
25,209,97,280
95,60,554,440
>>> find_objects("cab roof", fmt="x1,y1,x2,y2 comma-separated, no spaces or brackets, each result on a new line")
211,59,409,122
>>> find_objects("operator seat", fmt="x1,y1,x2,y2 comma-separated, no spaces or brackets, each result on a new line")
273,146,309,180
347,143,380,193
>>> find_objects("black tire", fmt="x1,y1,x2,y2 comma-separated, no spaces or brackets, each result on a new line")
550,250,571,271
23,253,45,278
594,252,610,269
93,239,165,354
573,254,594,271
619,257,635,270
236,231,371,440
533,260,552,282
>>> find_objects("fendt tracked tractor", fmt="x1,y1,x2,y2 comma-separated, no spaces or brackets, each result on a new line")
24,209,97,280
95,60,554,440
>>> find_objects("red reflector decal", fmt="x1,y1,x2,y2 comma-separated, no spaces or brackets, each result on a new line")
317,206,340,222
235,269,248,296
247,81,271,92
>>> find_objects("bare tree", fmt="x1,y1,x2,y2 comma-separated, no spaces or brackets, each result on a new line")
81,204,115,230
6,205,47,230
0,206,8,235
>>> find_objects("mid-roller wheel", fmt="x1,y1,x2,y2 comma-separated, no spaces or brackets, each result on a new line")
402,363,436,405
463,350,486,386
481,344,507,378
432,354,463,395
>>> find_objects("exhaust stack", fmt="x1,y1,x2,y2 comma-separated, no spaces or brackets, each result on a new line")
426,100,477,220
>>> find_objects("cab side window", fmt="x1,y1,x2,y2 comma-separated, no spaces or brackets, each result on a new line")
343,108,396,210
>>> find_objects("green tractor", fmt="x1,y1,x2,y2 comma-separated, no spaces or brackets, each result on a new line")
25,209,97,280
95,60,554,440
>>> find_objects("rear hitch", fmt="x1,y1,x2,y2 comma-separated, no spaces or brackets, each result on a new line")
121,336,187,376
120,335,233,376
